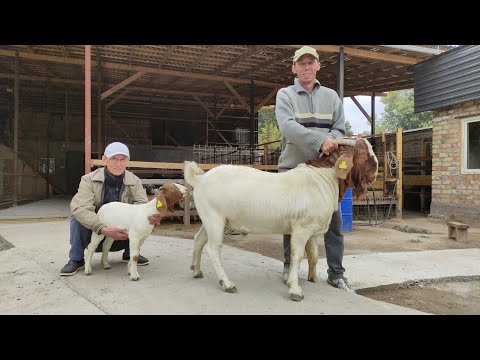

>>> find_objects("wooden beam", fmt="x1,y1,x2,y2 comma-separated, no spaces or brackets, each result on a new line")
100,71,144,100
0,49,280,88
193,95,215,118
105,89,130,109
280,45,420,65
13,52,19,206
92,159,278,171
216,45,265,73
224,81,251,113
105,113,132,140
254,86,281,113
350,96,372,123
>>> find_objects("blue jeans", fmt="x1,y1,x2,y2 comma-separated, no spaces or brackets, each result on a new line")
68,217,130,262
283,208,345,279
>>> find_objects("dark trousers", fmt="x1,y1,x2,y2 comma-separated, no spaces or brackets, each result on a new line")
68,217,130,262
283,208,345,279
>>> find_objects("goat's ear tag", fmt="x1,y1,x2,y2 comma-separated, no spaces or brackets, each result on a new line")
335,155,353,180
156,200,163,208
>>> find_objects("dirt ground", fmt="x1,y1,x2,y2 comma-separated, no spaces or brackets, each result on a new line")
153,212,480,315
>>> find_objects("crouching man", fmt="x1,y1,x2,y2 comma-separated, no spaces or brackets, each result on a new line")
60,142,161,276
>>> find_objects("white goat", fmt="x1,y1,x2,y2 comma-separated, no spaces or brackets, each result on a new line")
184,138,378,301
84,183,188,280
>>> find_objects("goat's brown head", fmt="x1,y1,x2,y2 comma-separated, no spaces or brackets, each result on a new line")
154,182,188,216
306,138,378,201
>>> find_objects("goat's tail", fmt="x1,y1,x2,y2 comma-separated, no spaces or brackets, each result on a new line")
184,161,205,188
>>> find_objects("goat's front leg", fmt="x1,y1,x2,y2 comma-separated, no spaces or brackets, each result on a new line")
191,225,208,278
127,236,142,281
305,235,320,283
204,221,236,293
85,232,105,275
287,229,312,301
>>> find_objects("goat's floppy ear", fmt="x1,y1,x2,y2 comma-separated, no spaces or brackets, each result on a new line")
153,188,160,196
334,154,354,180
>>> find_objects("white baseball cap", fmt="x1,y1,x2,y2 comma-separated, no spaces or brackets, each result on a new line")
293,46,319,63
104,142,130,159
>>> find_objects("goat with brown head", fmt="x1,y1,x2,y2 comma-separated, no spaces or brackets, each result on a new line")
306,138,378,201
154,182,187,217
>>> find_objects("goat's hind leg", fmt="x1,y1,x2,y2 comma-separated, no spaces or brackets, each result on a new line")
191,225,208,278
287,229,312,301
101,237,115,270
85,232,104,275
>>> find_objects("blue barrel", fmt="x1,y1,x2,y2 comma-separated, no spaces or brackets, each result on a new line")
340,188,353,232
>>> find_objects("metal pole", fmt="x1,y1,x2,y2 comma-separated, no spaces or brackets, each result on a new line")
337,47,344,101
84,45,92,174
13,52,19,206
250,80,255,164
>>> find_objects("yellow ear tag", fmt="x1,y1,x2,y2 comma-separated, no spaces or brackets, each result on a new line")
339,161,347,170
156,200,163,208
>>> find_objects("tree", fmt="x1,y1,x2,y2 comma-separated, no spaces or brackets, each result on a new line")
258,106,281,150
376,89,432,133
345,120,354,137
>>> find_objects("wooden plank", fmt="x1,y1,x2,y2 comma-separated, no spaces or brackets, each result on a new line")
223,81,251,114
396,128,403,219
100,71,144,100
280,45,420,65
350,96,372,123
91,159,278,171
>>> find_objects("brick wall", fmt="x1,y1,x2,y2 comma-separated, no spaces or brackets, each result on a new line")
430,99,480,222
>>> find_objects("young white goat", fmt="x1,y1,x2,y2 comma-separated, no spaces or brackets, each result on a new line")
84,182,188,280
185,138,378,301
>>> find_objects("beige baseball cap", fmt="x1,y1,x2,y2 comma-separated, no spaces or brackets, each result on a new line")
293,46,319,63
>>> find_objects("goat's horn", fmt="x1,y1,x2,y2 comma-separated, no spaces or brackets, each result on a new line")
335,138,357,147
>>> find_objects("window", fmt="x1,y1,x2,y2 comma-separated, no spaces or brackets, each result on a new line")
40,157,55,175
462,117,480,174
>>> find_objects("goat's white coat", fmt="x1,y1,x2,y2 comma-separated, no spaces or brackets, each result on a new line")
185,162,339,301
185,138,378,301
84,183,187,280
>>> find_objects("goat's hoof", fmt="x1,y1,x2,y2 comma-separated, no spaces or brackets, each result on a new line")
84,269,92,276
289,292,304,301
103,264,111,270
130,274,140,281
220,280,237,293
308,276,316,283
193,270,203,278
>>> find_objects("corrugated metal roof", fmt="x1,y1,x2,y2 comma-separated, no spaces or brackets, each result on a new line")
414,45,480,112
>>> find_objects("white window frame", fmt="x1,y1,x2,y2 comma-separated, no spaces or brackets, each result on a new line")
461,116,480,174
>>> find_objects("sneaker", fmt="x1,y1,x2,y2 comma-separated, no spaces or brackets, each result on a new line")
60,259,85,276
282,265,289,285
122,253,149,266
327,276,356,294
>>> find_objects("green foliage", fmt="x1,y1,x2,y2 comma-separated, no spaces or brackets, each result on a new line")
345,121,354,137
258,106,281,150
376,89,433,133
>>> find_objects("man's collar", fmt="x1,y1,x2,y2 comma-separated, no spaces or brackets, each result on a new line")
293,77,321,93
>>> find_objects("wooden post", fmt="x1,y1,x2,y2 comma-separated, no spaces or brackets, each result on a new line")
420,139,426,213
183,161,191,227
13,51,19,206
396,128,403,219
382,132,387,196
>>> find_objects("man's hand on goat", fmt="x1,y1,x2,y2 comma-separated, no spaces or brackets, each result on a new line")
320,138,338,156
99,226,129,240
148,213,162,225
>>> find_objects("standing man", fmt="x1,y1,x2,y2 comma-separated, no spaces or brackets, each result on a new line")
60,142,161,276
275,46,355,293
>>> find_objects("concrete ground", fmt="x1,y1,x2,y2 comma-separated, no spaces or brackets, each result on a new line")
0,198,479,315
